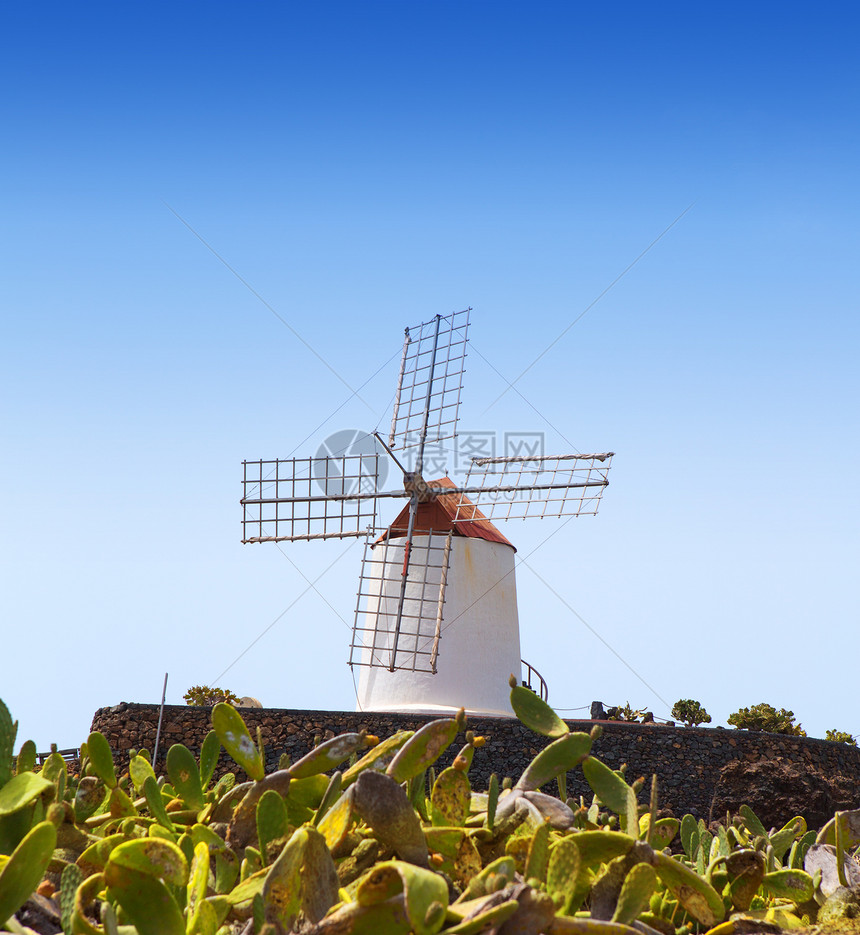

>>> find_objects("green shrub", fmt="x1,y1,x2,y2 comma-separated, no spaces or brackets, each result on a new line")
183,683,240,706
728,703,806,736
605,701,647,722
825,729,857,745
671,698,712,727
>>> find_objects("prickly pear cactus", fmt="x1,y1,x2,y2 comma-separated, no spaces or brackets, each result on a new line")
0,690,833,934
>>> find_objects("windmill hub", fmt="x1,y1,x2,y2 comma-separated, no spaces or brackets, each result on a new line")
240,309,614,716
402,471,440,502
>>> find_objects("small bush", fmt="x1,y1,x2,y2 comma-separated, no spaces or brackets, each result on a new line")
605,702,647,723
728,703,806,736
183,684,240,706
825,729,857,745
671,699,712,727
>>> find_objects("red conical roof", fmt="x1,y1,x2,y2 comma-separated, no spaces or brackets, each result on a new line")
378,476,515,550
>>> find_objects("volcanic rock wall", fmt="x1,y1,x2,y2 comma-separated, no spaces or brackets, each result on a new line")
90,703,860,828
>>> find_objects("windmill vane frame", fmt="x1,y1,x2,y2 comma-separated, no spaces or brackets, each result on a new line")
241,308,614,677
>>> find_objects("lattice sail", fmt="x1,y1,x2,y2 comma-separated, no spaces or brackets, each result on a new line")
388,309,469,461
241,454,384,542
350,529,453,673
452,453,614,522
240,311,616,700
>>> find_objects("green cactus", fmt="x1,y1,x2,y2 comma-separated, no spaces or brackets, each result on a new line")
260,824,306,926
86,730,117,788
289,731,374,778
815,807,860,848
313,769,343,827
639,815,679,850
40,747,68,788
409,768,430,823
486,773,498,831
0,820,57,926
353,769,429,867
298,827,340,924
567,830,635,870
524,819,551,884
15,739,37,775
258,825,337,928
680,812,699,861
186,839,209,915
141,774,176,833
129,753,157,794
546,836,584,914
612,862,657,925
835,808,849,887
107,784,137,819
761,867,815,903
430,767,471,827
386,712,465,783
651,849,726,926
78,832,125,875
0,688,855,933
581,757,638,834
166,743,205,810
59,862,83,933
0,700,18,790
725,848,767,911
199,730,221,789
256,788,288,865
104,838,187,935
317,784,355,852
453,732,482,772
211,702,265,780
697,825,713,874
515,732,592,792
446,897,519,933
767,816,806,861
509,676,569,738
0,771,54,822
342,729,414,785
459,855,516,900
739,803,768,838
215,847,240,894
355,860,449,935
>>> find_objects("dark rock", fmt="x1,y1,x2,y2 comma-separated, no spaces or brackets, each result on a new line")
16,895,61,934
709,757,858,829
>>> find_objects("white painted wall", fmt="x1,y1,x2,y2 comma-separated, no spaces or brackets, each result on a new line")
355,536,521,716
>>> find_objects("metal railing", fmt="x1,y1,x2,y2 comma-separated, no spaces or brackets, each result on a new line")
36,748,79,765
521,659,548,701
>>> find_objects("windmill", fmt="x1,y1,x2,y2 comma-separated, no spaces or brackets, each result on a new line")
241,309,613,716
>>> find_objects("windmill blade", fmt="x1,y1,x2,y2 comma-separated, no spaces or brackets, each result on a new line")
350,528,452,673
388,493,420,670
451,452,615,522
388,308,470,467
241,454,399,542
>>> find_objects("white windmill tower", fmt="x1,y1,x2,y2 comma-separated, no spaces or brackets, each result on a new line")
240,309,613,717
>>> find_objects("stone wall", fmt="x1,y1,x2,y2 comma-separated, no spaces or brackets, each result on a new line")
90,703,860,828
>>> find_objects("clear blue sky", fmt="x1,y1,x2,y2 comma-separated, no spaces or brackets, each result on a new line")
3,2,858,750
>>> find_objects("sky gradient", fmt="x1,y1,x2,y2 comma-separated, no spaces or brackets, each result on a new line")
3,2,858,749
